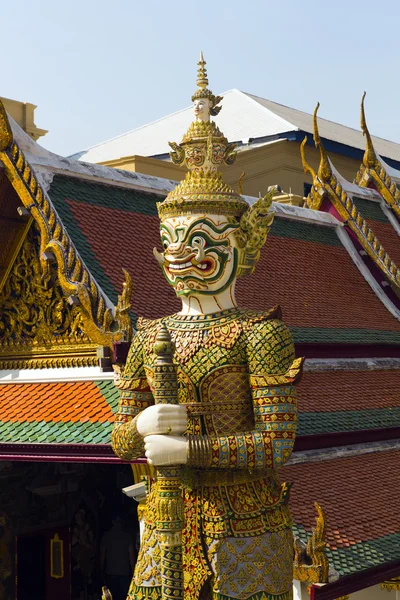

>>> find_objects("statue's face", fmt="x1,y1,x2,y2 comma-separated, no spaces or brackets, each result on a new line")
154,214,239,296
193,98,211,122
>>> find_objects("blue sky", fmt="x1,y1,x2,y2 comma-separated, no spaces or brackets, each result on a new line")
2,0,400,156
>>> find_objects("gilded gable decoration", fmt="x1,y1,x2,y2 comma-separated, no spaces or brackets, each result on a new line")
0,100,133,349
355,92,400,219
302,103,400,297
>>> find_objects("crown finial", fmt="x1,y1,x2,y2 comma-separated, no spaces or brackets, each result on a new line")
196,52,208,90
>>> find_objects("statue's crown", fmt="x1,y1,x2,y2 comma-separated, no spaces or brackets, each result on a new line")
157,53,248,220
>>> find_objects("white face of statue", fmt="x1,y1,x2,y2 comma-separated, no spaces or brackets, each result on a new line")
154,213,240,298
193,98,211,122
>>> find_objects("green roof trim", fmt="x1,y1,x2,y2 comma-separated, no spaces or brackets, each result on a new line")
298,407,400,436
0,420,113,444
291,326,400,345
293,523,400,577
50,174,163,215
270,218,342,247
353,197,389,224
94,380,120,412
50,178,120,305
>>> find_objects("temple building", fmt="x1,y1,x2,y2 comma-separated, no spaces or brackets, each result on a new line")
0,78,399,600
72,89,400,205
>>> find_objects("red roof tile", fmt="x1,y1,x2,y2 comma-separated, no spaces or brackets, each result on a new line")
237,234,400,332
0,382,115,423
299,369,400,412
283,450,400,548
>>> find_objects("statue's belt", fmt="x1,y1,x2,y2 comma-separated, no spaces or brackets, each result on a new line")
184,401,251,416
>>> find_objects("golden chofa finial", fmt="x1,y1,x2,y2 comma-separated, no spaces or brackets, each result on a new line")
300,136,316,180
361,91,377,168
313,103,332,183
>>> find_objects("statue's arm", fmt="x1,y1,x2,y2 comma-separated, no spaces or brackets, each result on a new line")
111,331,154,460
187,319,303,469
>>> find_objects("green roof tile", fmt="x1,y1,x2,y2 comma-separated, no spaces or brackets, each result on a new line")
353,197,390,223
291,326,400,345
298,407,400,435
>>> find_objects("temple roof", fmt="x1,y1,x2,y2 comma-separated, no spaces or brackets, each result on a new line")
48,173,400,345
71,89,400,165
298,366,400,435
284,448,400,578
0,379,117,444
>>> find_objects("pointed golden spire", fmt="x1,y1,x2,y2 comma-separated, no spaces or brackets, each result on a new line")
313,103,331,183
300,136,316,180
196,51,209,90
360,91,377,168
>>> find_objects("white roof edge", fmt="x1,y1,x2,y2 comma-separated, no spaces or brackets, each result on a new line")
329,160,382,202
69,102,197,159
6,109,177,196
26,153,178,195
376,150,400,182
235,89,299,132
336,226,400,322
0,366,115,384
243,198,340,226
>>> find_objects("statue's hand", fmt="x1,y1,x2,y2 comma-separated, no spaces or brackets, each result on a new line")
137,404,187,437
143,435,188,466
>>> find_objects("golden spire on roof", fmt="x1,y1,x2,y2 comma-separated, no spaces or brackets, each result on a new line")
313,103,332,183
360,91,377,168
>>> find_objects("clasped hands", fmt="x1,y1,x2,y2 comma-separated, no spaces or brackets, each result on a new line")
136,404,188,466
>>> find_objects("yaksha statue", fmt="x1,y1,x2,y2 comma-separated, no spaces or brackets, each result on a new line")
112,54,303,600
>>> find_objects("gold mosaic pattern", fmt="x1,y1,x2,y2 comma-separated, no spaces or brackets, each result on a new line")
206,528,294,599
301,103,400,294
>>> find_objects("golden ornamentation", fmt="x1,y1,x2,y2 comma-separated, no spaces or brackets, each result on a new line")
235,190,275,276
191,51,223,116
112,56,302,600
303,104,400,296
153,326,184,600
294,502,329,584
313,103,332,183
381,577,400,592
50,533,64,579
0,101,12,151
355,93,400,219
157,170,247,219
0,228,100,368
0,100,133,348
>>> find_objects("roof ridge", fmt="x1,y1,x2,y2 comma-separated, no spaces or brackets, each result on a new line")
236,89,298,132
70,103,194,158
245,92,400,147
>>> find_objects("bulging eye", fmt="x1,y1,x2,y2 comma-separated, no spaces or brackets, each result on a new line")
163,240,169,250
192,236,205,247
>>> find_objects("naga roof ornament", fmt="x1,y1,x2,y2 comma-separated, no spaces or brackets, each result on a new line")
302,102,400,298
355,92,400,219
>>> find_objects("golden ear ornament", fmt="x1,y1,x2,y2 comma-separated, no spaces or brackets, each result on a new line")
236,189,275,277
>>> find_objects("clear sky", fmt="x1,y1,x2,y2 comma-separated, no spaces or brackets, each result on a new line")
2,0,400,157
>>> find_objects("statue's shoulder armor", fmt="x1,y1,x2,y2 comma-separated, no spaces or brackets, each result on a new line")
240,304,282,330
137,316,163,332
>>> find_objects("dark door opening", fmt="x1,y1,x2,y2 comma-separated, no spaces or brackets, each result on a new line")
17,534,46,600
